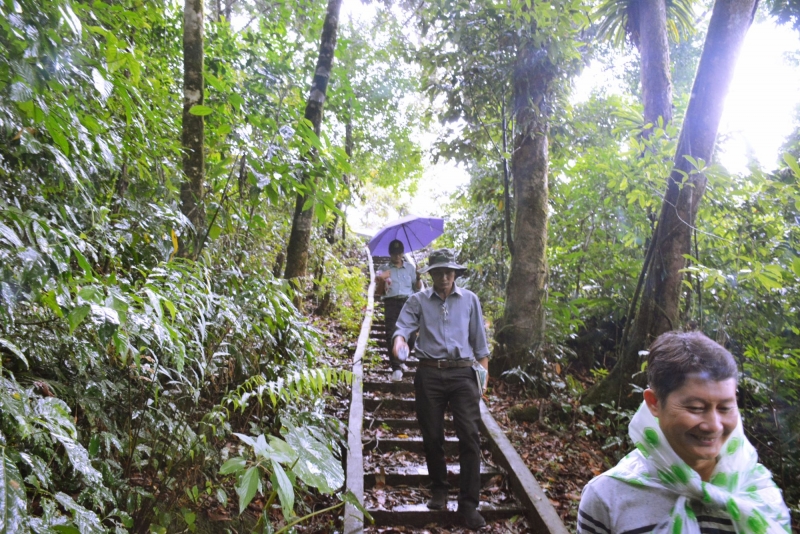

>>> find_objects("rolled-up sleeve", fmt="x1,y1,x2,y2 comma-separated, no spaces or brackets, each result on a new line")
469,295,490,360
393,295,420,342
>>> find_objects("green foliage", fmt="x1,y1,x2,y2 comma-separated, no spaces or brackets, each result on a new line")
0,0,387,530
219,416,349,528
593,0,696,49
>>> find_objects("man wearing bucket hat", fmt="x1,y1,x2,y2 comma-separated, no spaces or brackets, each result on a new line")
393,248,491,530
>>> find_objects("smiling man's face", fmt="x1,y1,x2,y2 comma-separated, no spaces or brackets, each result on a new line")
645,375,738,479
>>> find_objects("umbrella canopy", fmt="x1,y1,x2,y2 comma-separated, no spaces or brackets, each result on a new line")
367,214,444,256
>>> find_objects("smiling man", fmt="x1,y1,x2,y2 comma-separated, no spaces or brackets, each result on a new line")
578,331,790,534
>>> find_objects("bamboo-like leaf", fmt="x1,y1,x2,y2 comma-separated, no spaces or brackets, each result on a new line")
0,222,23,247
0,449,28,534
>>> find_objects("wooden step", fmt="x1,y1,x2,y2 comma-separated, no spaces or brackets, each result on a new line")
367,501,525,527
363,381,415,394
364,396,416,412
364,417,451,431
365,463,502,489
363,436,460,454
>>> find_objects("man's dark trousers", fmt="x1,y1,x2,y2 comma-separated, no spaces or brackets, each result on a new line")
383,297,415,371
414,365,481,510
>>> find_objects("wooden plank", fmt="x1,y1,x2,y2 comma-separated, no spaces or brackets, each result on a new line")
343,246,376,534
362,436,459,455
479,401,569,534
367,501,525,527
364,462,502,488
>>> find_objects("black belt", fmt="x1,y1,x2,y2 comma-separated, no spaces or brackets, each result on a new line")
418,359,474,369
383,295,409,301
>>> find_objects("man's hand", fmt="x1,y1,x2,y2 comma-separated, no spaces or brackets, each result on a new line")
393,336,408,359
478,357,489,392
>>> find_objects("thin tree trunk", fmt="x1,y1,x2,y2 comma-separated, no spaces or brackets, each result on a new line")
493,42,555,372
179,0,205,256
639,0,673,133
284,0,342,279
326,107,352,244
583,0,759,406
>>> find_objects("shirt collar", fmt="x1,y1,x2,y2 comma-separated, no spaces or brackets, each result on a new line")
428,282,462,300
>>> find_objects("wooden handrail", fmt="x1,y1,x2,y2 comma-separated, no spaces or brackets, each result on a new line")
343,246,375,534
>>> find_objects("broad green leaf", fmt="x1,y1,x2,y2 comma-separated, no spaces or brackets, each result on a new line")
208,225,222,240
144,288,162,320
189,105,213,116
220,457,246,475
793,256,800,278
71,248,93,275
783,152,800,178
0,449,28,533
233,433,255,447
236,466,259,514
0,338,28,368
271,460,294,519
68,305,91,334
51,433,102,485
229,94,245,110
55,492,103,534
283,423,344,494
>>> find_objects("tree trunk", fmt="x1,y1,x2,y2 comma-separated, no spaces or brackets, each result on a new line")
583,0,759,406
492,42,555,373
501,100,514,255
284,0,342,279
638,0,673,133
326,107,352,244
179,0,205,256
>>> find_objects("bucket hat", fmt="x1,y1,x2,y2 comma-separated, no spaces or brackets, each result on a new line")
419,248,467,274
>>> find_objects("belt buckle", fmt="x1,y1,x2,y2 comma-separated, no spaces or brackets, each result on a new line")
437,360,446,369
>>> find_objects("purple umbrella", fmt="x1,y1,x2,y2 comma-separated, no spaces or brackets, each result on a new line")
368,214,444,256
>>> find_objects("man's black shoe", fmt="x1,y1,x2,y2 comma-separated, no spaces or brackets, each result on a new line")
458,507,486,530
426,491,447,510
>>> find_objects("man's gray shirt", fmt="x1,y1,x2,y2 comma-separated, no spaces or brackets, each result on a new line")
393,283,490,361
378,261,418,299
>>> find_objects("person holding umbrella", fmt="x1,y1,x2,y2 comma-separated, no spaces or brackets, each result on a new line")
375,239,421,381
392,248,490,530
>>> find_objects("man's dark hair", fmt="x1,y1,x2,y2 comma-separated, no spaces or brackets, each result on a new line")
389,240,404,254
647,331,738,401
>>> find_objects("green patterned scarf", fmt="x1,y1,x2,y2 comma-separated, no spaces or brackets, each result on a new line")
607,403,791,534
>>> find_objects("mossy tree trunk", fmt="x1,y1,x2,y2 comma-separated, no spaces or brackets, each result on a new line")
492,42,556,373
